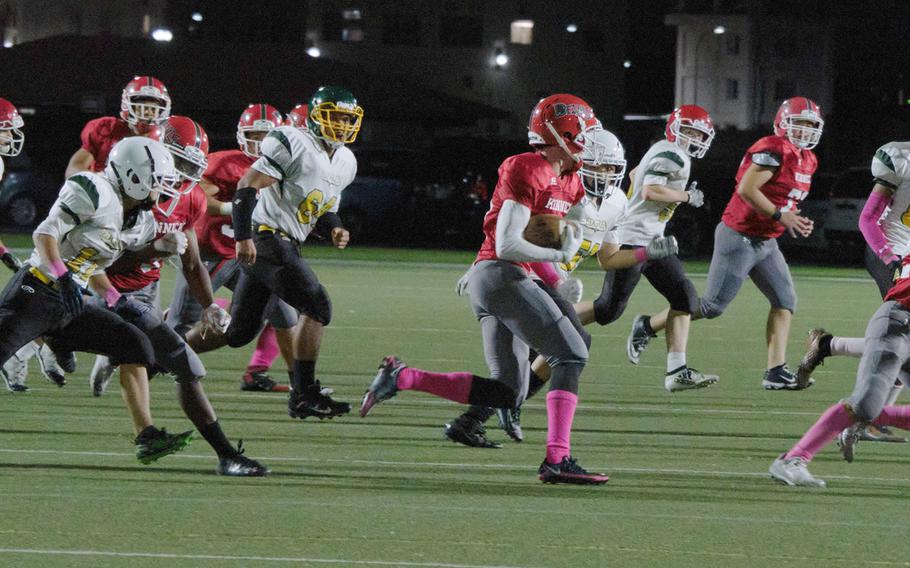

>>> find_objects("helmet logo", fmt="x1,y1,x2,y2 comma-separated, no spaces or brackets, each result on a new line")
552,103,592,120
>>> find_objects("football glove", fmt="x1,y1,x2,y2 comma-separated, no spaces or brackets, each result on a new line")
56,271,85,318
0,251,22,273
556,278,583,304
558,221,584,264
153,232,188,256
455,265,475,296
646,236,678,260
686,181,704,208
202,303,231,334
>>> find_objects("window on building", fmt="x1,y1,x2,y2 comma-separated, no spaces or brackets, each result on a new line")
510,19,533,45
726,34,740,55
383,12,420,45
342,9,364,42
774,80,795,102
440,15,483,47
726,79,739,100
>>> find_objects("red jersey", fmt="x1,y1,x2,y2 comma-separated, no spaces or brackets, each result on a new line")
721,135,818,239
80,117,136,172
475,152,585,272
108,185,207,292
885,258,910,309
195,149,255,260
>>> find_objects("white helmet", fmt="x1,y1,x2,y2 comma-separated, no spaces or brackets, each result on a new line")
105,137,179,203
579,125,626,198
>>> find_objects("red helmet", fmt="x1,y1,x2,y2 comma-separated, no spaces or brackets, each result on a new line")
120,76,171,131
666,105,715,159
285,104,309,130
237,103,282,158
148,115,208,216
0,98,24,157
774,97,824,150
528,94,598,159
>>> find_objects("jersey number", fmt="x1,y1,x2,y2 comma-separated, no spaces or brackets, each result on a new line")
65,246,99,279
658,203,679,222
296,189,337,225
781,188,808,212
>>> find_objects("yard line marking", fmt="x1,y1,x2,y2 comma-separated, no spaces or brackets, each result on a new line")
0,548,537,568
2,448,909,486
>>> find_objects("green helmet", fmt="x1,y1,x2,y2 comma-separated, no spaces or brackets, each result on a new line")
306,86,364,145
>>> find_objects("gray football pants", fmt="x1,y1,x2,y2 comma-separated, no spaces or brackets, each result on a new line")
165,257,298,335
89,281,206,383
467,260,588,405
699,222,797,318
845,301,910,422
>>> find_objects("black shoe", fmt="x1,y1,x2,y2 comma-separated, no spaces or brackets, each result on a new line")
538,456,609,485
216,441,270,477
762,364,814,391
288,381,351,419
241,371,289,392
496,405,524,442
135,427,194,464
52,350,77,374
796,328,831,388
444,415,502,448
8,383,29,393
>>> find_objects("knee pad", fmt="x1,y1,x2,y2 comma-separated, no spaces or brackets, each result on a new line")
593,295,627,326
225,319,262,348
698,297,725,319
544,316,589,367
304,284,332,326
771,291,797,314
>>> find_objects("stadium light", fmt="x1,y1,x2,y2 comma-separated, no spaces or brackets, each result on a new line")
191,12,203,22
494,48,508,68
566,23,578,33
713,25,726,34
623,59,632,69
2,39,12,48
151,28,173,42
307,45,321,58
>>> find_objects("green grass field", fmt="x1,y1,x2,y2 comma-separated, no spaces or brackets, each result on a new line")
0,243,908,567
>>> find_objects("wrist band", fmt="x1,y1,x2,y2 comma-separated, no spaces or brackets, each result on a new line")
771,208,782,221
633,248,649,263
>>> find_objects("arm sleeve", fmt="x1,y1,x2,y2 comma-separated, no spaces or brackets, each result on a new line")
642,150,685,187
33,178,98,240
859,191,896,261
495,200,564,263
251,130,295,181
529,261,562,287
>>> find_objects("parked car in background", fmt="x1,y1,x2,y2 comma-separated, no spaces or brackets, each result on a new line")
0,150,58,228
823,167,871,258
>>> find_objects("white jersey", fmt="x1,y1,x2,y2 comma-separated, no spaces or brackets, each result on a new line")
250,126,358,242
556,189,629,277
29,172,155,287
619,139,691,246
873,142,910,256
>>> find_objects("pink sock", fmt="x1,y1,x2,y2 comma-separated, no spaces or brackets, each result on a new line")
213,297,230,310
874,405,910,430
784,403,854,461
396,367,473,404
545,390,578,464
247,324,280,372
830,337,865,357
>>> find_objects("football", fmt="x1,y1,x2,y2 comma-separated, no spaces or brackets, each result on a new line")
523,214,565,249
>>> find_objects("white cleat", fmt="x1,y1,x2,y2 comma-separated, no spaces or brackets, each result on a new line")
664,367,719,392
837,424,863,463
2,345,32,392
769,454,826,487
90,355,115,397
37,343,67,387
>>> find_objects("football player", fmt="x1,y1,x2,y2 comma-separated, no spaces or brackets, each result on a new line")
443,125,679,447
362,94,614,484
591,105,718,392
629,97,822,390
285,104,308,130
188,87,359,419
66,76,171,176
166,104,298,393
87,116,268,476
0,97,69,392
794,141,910,442
0,136,193,464
770,254,910,487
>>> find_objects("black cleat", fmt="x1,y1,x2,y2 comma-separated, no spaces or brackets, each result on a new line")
796,328,831,388
288,381,351,419
538,456,609,485
762,364,814,391
496,406,524,442
216,441,270,477
135,427,194,465
52,350,77,374
241,371,289,392
7,383,29,393
444,415,502,448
